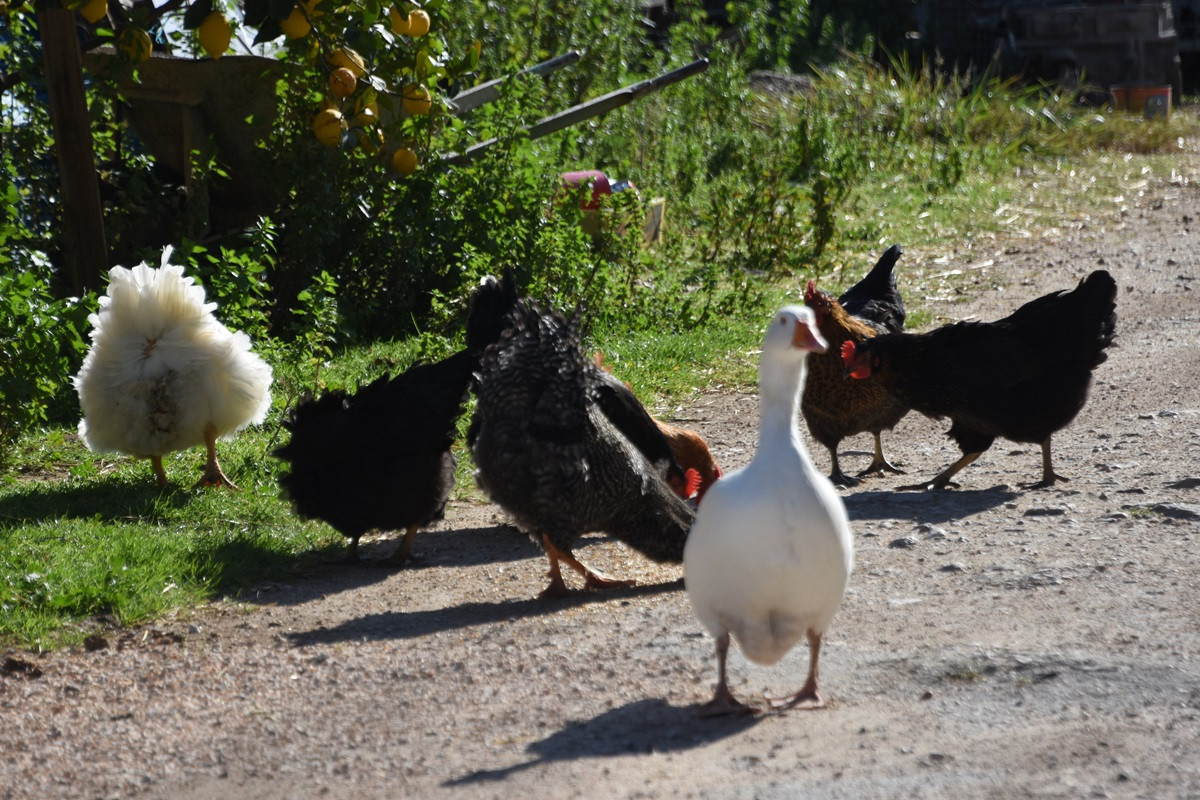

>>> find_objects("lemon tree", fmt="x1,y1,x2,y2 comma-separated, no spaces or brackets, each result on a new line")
52,0,481,180
169,0,481,176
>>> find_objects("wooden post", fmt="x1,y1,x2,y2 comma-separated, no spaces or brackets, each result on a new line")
38,6,107,295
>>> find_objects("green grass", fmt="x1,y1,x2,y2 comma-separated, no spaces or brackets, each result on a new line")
0,429,340,649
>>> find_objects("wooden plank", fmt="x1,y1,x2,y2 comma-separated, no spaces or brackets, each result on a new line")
38,7,108,294
446,52,582,114
443,58,709,165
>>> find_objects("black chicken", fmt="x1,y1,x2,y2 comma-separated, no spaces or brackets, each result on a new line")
469,302,696,598
802,244,909,485
841,270,1118,490
836,243,907,334
273,273,518,565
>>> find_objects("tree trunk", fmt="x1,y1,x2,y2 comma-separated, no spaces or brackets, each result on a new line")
38,7,107,295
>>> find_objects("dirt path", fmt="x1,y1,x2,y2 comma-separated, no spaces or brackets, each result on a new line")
3,168,1200,800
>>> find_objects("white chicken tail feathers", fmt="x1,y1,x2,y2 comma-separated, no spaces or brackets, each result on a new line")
91,259,217,347
74,252,272,459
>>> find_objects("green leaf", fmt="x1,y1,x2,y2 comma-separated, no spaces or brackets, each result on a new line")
269,0,295,20
253,17,284,43
182,0,214,30
362,0,382,25
243,0,272,28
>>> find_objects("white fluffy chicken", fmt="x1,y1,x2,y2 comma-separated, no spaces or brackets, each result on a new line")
74,247,273,488
684,305,853,715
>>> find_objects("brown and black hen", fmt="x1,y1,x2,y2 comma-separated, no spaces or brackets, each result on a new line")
469,302,696,598
273,273,518,565
802,244,909,485
592,351,718,502
842,270,1118,490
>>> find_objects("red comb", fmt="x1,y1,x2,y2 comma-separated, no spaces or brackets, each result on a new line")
694,467,721,504
684,468,701,499
840,339,857,365
804,280,816,303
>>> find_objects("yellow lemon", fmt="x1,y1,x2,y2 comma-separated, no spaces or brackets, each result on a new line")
327,47,366,78
391,147,418,176
406,8,430,36
280,5,310,38
352,105,377,127
328,67,357,97
301,0,324,18
388,6,409,34
79,0,107,23
312,108,346,147
117,26,152,64
198,12,232,59
401,84,431,115
359,128,385,156
353,95,379,118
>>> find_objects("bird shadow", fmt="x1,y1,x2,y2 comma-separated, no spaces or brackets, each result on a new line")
238,524,540,609
844,485,1018,524
444,697,760,786
284,577,686,645
405,522,541,569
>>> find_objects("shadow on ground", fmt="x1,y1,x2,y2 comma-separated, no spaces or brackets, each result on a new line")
234,524,540,608
286,578,686,645
845,485,1018,524
444,697,760,785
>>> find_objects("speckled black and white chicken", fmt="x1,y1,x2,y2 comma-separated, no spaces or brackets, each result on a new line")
273,272,518,565
468,301,696,598
73,247,273,488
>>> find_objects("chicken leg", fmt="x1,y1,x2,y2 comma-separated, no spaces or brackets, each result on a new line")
378,525,421,568
1022,437,1069,489
767,630,825,710
896,451,981,491
825,449,860,488
539,535,635,598
698,631,755,717
856,433,905,478
194,423,238,489
150,455,169,487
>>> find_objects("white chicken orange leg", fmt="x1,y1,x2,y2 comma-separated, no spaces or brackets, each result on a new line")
150,455,169,487
194,423,238,490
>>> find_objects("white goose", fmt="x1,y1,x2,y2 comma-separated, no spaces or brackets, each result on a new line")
684,305,853,715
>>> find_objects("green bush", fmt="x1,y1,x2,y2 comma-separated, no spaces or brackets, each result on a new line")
0,232,92,470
